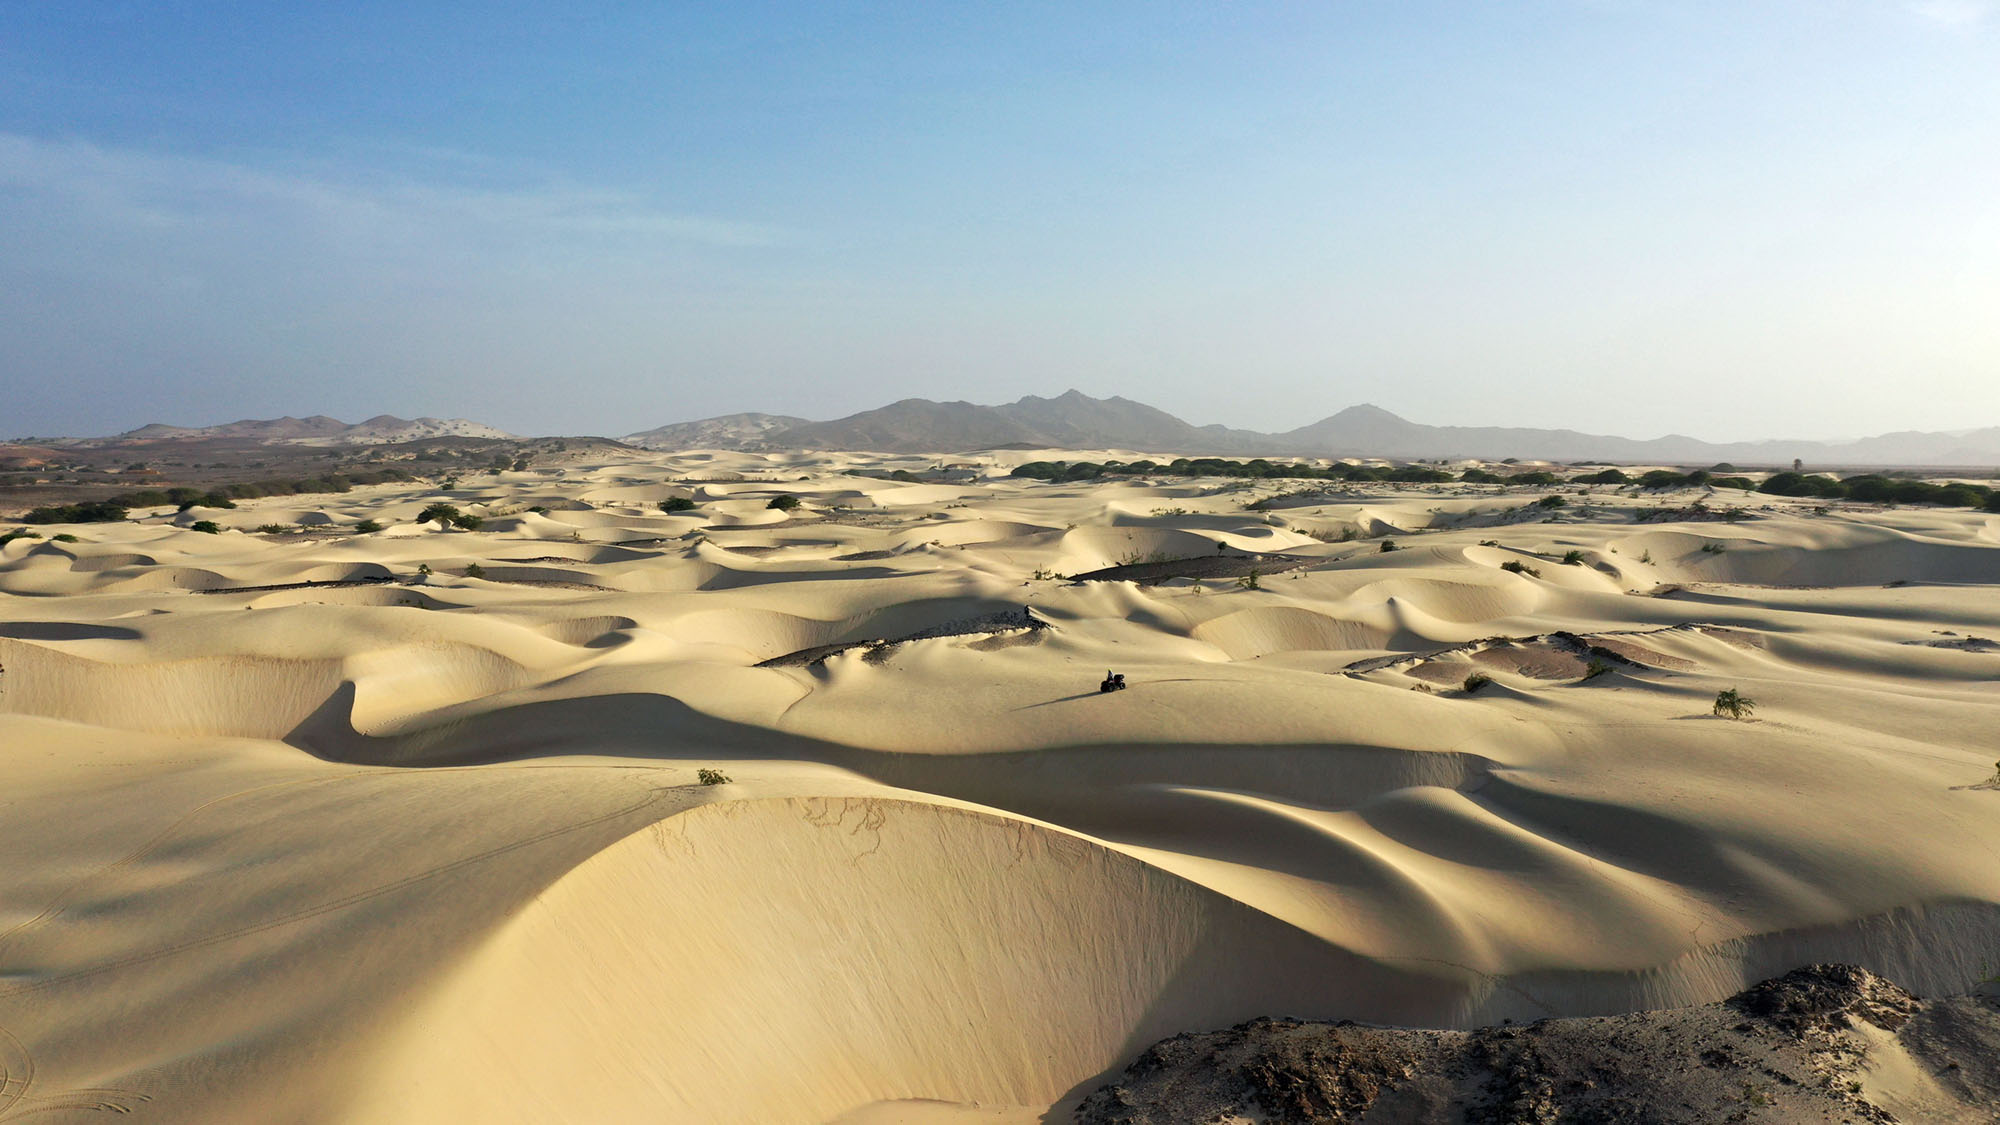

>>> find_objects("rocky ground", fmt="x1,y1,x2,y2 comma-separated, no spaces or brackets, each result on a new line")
1076,965,2000,1124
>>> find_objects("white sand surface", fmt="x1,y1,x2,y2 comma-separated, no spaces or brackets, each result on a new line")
2,451,1997,1121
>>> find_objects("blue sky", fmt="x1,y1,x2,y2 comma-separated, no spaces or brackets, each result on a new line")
3,1,1996,440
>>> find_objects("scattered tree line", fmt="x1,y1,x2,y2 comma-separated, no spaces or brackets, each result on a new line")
1755,472,1997,508
1009,460,2000,511
21,469,414,524
1010,459,1456,484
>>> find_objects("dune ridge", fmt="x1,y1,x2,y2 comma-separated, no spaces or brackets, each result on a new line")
2,447,1997,1121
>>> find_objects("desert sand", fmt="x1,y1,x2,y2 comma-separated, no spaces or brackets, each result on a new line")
2,448,1998,1122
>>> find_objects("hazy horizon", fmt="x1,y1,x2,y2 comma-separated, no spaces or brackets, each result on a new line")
5,3,1996,442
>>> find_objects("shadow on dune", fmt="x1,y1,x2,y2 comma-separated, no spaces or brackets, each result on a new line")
285,683,852,767
0,622,143,641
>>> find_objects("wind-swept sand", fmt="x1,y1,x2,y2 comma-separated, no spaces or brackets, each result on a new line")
2,450,1997,1121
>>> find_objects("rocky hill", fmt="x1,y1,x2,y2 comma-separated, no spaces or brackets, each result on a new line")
110,415,514,446
622,412,809,450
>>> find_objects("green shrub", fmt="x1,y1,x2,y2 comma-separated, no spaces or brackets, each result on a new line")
1511,472,1558,485
1463,672,1492,693
1758,472,1845,499
1579,469,1628,484
188,520,222,534
256,523,288,534
766,494,801,511
1538,495,1566,509
1500,559,1541,577
697,768,732,785
24,500,127,524
1561,549,1585,565
1379,539,1399,552
660,496,697,513
353,519,383,533
51,533,78,543
1700,542,1727,554
0,528,42,546
1235,570,1261,591
1638,470,1694,489
450,514,484,531
464,562,485,579
417,503,461,528
1583,658,1613,680
1713,687,1755,719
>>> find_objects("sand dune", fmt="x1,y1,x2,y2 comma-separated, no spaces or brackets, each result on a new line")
2,449,1998,1121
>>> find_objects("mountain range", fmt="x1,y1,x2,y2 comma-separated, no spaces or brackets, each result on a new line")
621,391,2000,467
36,396,2000,466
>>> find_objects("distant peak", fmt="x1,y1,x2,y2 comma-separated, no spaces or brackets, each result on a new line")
1334,403,1404,421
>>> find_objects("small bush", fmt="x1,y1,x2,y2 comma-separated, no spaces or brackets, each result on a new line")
451,514,484,531
1639,550,1654,564
1713,687,1756,720
51,533,78,543
256,523,287,534
1235,570,1262,591
1463,672,1492,693
1561,549,1585,565
1700,542,1727,554
766,495,801,511
417,503,461,528
697,768,732,785
1583,658,1612,681
417,563,432,576
660,496,697,513
188,520,222,534
1537,495,1566,509
1379,539,1399,552
353,519,383,533
527,505,550,514
1500,559,1541,577
464,562,485,579
0,529,42,546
